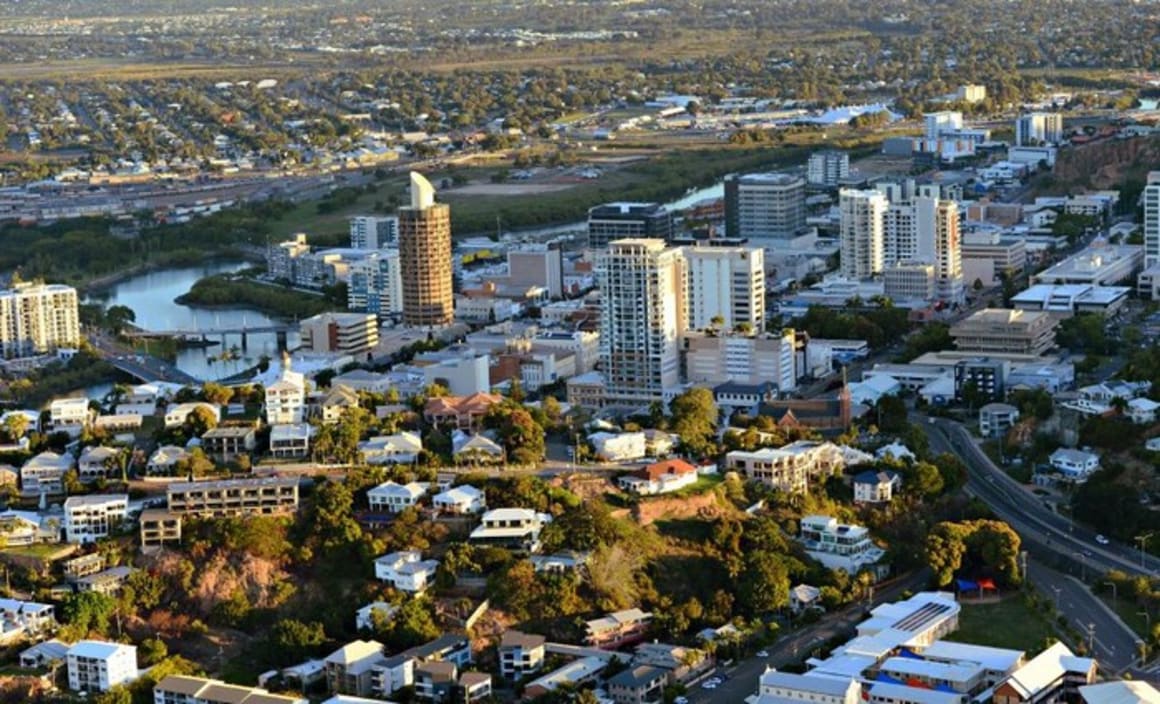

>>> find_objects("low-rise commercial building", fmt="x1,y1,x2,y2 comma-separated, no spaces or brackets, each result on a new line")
950,309,1057,356
1032,243,1143,287
724,442,869,494
153,674,307,704
300,312,379,355
166,477,299,517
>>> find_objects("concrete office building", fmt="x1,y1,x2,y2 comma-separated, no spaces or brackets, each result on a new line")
587,203,673,249
350,215,399,249
299,312,379,355
933,200,965,304
1139,172,1160,299
683,246,765,331
808,151,850,187
840,189,888,279
1015,113,1064,146
724,173,806,240
681,329,796,391
348,250,403,318
399,173,454,327
1032,243,1143,287
508,243,564,299
0,283,80,359
598,239,686,406
924,112,963,140
950,308,1058,356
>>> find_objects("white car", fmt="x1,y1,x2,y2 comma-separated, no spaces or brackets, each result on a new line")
675,698,689,704
756,650,769,657
1096,534,1110,545
702,682,717,690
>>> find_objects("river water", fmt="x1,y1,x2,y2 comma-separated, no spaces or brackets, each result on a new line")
87,261,299,382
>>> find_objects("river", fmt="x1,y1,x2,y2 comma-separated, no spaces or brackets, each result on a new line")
87,261,299,382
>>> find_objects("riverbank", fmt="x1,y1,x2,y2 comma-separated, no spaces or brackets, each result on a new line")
175,274,339,319
82,249,261,295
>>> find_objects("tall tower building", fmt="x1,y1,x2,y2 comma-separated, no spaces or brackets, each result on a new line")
0,282,80,359
924,111,963,140
1015,113,1064,146
349,215,399,249
724,173,806,240
398,173,453,328
1143,172,1160,270
598,239,686,405
807,151,850,187
934,200,965,305
839,189,888,280
683,246,765,331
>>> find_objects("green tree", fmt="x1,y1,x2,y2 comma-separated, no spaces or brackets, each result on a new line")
670,387,718,458
925,519,1022,587
739,549,791,615
267,619,327,662
201,383,233,405
61,591,117,639
378,598,441,650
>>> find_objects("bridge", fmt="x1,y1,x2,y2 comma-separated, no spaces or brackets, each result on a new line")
123,323,296,338
106,354,201,386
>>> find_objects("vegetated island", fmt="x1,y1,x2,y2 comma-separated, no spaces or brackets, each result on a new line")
174,274,339,319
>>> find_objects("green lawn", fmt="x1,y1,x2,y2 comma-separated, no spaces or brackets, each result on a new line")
0,543,74,561
952,597,1058,652
1099,594,1152,640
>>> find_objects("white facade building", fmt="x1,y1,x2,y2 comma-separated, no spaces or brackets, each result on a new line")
681,329,796,391
350,215,399,249
683,246,765,332
0,283,80,360
840,190,888,280
67,640,137,693
266,356,307,425
373,551,439,593
367,481,428,513
432,485,486,514
598,239,686,405
63,494,128,543
1015,113,1064,146
50,397,91,435
808,151,850,187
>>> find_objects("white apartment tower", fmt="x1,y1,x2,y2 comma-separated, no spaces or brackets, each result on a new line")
924,111,963,140
807,151,850,187
598,239,687,405
1016,113,1064,146
1144,172,1160,269
0,282,81,359
350,215,399,249
683,246,765,331
934,199,965,304
839,189,888,280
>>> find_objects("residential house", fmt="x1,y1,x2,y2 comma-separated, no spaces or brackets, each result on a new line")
63,553,105,581
367,480,428,514
0,598,56,639
853,470,901,504
979,403,1020,438
423,393,503,429
459,671,493,703
270,423,313,459
757,671,861,704
724,442,870,494
589,431,648,462
325,639,385,697
317,385,360,425
415,661,457,703
0,511,59,546
166,477,299,517
617,459,699,495
498,630,546,680
469,508,551,553
523,657,607,699
631,642,710,684
200,425,257,463
370,654,414,699
584,608,653,649
432,485,486,514
355,602,398,632
607,665,666,704
64,494,128,543
875,442,914,463
1047,448,1100,482
153,675,307,704
21,451,73,494
790,584,822,614
139,509,182,550
76,566,135,596
19,639,69,669
266,357,307,425
992,642,1096,704
50,398,91,436
1128,397,1160,424
374,551,439,594
530,551,590,574
799,515,885,573
77,446,119,482
66,640,137,693
163,402,220,429
359,432,423,465
331,369,393,394
452,431,505,465
146,445,190,476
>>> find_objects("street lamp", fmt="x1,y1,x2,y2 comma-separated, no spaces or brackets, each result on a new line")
1105,581,1118,612
1051,585,1062,611
1139,610,1152,632
1073,551,1087,582
1136,533,1153,570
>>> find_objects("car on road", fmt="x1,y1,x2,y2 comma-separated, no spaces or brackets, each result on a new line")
756,650,769,657
1096,534,1110,545
675,698,688,704
701,682,717,690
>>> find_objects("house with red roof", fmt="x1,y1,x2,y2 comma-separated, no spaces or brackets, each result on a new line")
617,459,699,495
423,393,503,429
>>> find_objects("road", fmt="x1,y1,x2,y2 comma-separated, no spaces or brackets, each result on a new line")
923,416,1160,577
689,570,931,704
1028,561,1142,674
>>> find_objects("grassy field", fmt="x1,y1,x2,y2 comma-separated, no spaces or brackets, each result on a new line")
952,597,1058,652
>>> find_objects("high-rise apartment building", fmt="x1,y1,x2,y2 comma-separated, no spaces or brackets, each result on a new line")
0,282,80,359
933,200,965,304
682,246,765,331
807,151,850,187
724,173,806,240
349,250,403,318
924,111,963,140
350,215,399,249
1143,172,1160,269
586,203,673,249
839,189,888,280
597,239,686,405
1015,113,1064,146
398,173,454,328
299,312,379,355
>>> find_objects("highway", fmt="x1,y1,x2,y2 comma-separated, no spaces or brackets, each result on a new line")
923,416,1160,577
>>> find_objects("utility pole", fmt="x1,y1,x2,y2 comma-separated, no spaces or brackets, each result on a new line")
1020,551,1028,582
1136,533,1153,569
1051,585,1062,612
1087,623,1095,656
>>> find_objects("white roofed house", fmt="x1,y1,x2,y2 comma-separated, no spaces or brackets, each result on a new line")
469,508,552,553
270,423,314,459
758,670,861,704
163,401,220,429
63,494,128,543
324,639,385,697
993,642,1095,704
452,430,505,465
77,446,120,482
66,640,137,693
316,384,360,425
20,451,73,496
790,584,822,613
356,601,398,632
266,356,308,425
50,397,92,436
366,480,427,513
798,514,885,574
374,551,439,594
358,432,423,465
146,445,191,476
853,470,902,504
432,484,486,514
0,598,56,640
1044,448,1100,484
